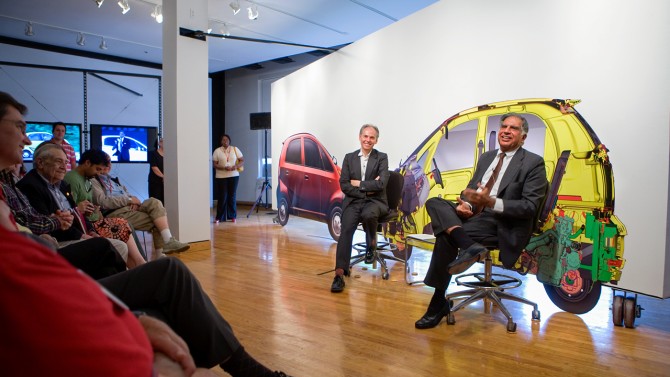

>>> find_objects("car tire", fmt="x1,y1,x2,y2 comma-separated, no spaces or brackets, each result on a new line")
277,197,289,226
327,205,342,242
543,268,601,314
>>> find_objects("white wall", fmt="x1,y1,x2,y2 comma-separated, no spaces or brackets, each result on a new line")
223,55,322,204
1,43,161,200
273,0,670,297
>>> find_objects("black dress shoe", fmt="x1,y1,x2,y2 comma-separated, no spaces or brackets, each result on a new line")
447,243,487,275
415,303,450,329
364,247,375,264
331,275,345,293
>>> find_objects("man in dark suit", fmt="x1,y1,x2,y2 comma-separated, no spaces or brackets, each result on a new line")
415,113,547,329
331,124,390,293
113,131,132,162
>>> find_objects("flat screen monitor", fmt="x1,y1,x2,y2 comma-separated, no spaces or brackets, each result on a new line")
90,124,157,163
23,122,82,162
250,112,271,130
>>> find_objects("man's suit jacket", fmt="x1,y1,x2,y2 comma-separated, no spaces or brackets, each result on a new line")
466,148,547,267
339,149,390,213
16,169,87,242
114,137,132,162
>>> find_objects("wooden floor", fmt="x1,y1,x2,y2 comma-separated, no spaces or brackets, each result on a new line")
169,206,670,377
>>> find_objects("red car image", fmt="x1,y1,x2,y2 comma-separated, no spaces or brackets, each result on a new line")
276,133,344,241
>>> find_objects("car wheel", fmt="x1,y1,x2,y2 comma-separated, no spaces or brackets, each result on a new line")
543,268,601,314
328,205,342,242
277,197,289,226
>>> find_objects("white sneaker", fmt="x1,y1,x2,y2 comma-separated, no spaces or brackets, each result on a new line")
163,238,190,254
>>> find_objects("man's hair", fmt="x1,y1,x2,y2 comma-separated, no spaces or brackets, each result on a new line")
34,143,65,161
500,113,529,135
52,122,66,133
0,91,27,120
79,148,109,165
359,124,379,138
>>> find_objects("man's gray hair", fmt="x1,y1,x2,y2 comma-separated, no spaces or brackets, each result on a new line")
359,124,379,138
34,142,65,161
500,113,529,135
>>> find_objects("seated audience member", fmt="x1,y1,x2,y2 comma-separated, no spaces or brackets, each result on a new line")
63,148,148,267
0,96,128,276
0,90,291,377
0,205,290,377
17,144,145,268
91,153,189,255
0,168,126,279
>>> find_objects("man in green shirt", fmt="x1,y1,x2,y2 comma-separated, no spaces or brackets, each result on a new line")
67,148,189,256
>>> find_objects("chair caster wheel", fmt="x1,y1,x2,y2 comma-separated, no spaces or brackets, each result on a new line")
506,321,517,333
532,309,541,321
447,312,455,325
382,272,390,280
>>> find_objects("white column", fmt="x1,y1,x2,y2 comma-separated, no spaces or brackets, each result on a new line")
161,0,210,243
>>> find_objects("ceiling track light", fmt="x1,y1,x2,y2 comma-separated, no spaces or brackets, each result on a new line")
25,22,34,36
230,1,241,15
118,0,130,14
151,5,163,23
76,32,86,46
247,5,259,20
99,37,108,50
220,23,231,37
95,0,104,8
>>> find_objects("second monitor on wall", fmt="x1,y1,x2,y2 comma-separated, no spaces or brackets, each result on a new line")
90,124,158,163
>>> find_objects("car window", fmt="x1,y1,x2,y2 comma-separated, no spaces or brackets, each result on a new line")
319,145,334,173
486,114,546,157
433,119,478,171
304,138,323,169
285,138,302,165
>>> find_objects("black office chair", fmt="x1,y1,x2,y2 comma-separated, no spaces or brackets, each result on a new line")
349,170,405,280
444,152,568,332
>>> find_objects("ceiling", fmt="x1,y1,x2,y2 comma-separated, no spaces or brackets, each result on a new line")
0,0,437,73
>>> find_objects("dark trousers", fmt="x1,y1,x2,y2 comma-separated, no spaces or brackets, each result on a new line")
99,257,241,368
58,238,127,280
424,197,499,291
215,176,239,221
335,198,385,274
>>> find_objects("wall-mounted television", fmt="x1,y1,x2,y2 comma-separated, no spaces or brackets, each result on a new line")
23,122,82,162
90,124,158,163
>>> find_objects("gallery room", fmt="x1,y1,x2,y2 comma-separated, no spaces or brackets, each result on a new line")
1,0,669,376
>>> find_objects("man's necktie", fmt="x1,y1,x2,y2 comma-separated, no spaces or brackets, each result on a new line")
484,153,506,191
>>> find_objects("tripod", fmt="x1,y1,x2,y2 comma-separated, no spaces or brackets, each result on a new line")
247,128,272,217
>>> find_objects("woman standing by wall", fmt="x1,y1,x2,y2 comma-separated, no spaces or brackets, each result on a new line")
148,137,164,204
212,134,244,223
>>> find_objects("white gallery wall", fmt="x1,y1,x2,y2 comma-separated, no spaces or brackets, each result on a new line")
272,0,670,297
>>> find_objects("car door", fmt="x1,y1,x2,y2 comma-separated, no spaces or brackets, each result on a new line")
297,137,323,214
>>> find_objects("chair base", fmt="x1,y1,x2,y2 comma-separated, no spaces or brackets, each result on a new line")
350,240,405,280
445,257,540,332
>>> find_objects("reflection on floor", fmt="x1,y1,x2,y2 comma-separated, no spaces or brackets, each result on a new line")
171,206,670,377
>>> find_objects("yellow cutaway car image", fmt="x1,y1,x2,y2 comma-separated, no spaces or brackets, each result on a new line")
386,98,627,315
